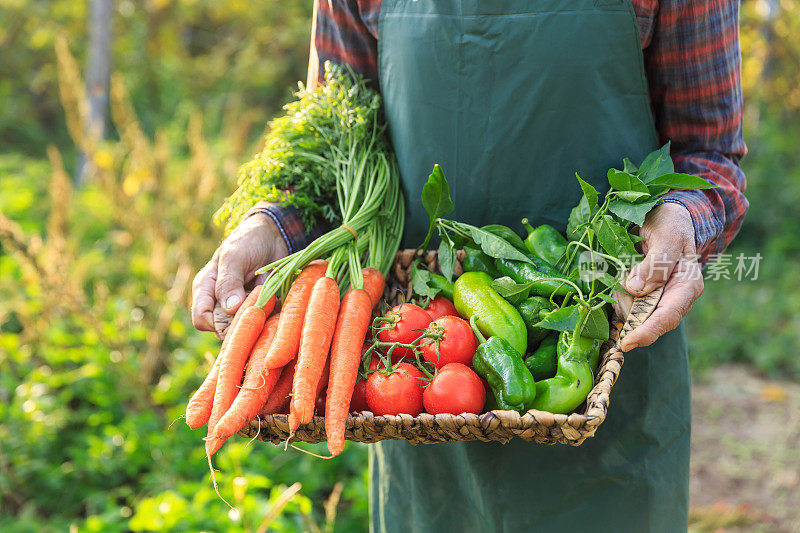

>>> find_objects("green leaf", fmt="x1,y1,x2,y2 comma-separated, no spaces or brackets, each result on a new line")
615,190,650,202
534,306,581,333
607,169,649,194
481,224,526,251
492,277,534,300
437,234,456,281
637,143,674,183
608,197,660,227
593,215,639,259
567,195,592,241
459,223,532,263
410,261,441,299
596,293,619,305
580,307,610,340
622,158,638,174
419,165,454,249
646,172,717,190
575,174,599,211
597,272,626,293
629,234,646,243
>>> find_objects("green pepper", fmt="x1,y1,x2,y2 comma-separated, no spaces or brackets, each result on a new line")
495,255,572,298
462,245,500,278
530,329,602,414
453,272,527,354
428,273,455,301
470,317,537,412
515,295,556,349
522,220,568,267
524,332,558,380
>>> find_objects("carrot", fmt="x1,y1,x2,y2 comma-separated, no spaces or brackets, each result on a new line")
261,361,296,415
211,314,281,441
288,275,341,432
325,288,373,456
362,267,385,308
185,284,263,429
263,260,328,370
205,305,266,455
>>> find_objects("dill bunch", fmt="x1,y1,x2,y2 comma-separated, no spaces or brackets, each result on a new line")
213,63,388,234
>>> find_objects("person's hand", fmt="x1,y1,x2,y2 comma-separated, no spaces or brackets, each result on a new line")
191,208,289,337
617,202,704,352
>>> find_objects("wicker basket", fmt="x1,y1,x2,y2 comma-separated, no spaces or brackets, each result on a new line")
239,249,662,446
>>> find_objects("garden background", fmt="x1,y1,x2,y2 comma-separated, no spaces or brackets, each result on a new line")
1,1,799,531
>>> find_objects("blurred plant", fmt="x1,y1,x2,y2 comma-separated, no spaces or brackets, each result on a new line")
0,36,368,532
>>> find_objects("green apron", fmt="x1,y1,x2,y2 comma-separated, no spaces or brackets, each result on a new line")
371,0,691,531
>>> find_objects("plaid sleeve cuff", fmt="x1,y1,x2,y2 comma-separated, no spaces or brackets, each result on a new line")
245,203,329,254
662,190,724,259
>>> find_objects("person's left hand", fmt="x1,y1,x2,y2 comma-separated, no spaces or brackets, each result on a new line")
617,202,704,352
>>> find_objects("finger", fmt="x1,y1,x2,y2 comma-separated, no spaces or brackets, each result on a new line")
215,245,248,314
611,289,633,321
191,258,219,332
620,261,704,352
625,237,684,297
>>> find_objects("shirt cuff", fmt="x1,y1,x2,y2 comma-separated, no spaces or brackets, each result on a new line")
245,203,328,254
661,190,724,258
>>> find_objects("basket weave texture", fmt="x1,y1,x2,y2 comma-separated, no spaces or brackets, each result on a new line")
240,250,662,446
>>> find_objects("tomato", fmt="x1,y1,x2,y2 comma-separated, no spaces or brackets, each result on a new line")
366,363,426,416
424,296,459,321
349,380,370,413
422,363,486,415
418,316,478,368
376,304,432,363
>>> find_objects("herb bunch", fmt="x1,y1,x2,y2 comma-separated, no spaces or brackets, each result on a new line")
214,63,388,233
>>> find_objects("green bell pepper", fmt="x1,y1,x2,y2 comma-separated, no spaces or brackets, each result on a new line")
428,272,455,301
470,317,537,412
462,245,501,278
495,255,572,298
453,272,527,355
530,329,602,414
515,295,556,349
522,220,568,267
524,332,558,380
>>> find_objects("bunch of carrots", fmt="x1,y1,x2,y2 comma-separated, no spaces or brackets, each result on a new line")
186,121,404,459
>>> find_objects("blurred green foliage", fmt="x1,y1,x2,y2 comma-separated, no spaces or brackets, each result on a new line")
0,0,798,530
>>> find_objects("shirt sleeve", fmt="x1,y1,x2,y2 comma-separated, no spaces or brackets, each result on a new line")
246,202,329,255
311,0,380,86
644,0,749,263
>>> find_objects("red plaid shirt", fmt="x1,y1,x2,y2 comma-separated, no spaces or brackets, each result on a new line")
274,0,748,263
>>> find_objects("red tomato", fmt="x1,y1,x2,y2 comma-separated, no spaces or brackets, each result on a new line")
366,363,426,416
418,316,478,368
423,363,486,415
424,296,459,321
376,304,432,363
349,380,370,413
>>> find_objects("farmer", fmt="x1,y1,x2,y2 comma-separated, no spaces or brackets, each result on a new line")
192,0,748,530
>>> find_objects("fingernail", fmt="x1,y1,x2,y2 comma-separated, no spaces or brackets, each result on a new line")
627,275,645,292
225,295,241,311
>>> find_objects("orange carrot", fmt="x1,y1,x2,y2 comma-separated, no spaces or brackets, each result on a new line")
263,260,328,370
185,284,262,429
288,276,341,432
325,288,373,456
261,361,296,415
211,314,281,441
205,305,266,455
362,267,385,308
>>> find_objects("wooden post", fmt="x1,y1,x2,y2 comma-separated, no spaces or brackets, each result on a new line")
77,0,112,183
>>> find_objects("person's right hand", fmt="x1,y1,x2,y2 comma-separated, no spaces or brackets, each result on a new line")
191,208,289,337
